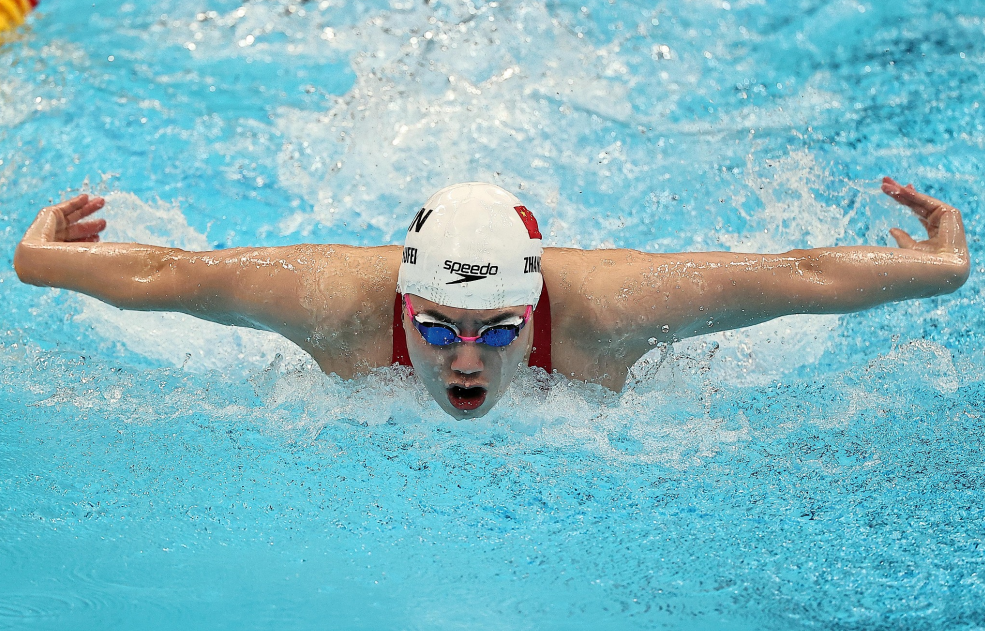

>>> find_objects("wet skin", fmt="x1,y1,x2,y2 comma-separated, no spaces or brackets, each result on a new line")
401,294,533,419
13,177,971,418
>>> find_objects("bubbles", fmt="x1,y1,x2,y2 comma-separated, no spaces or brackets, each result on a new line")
866,339,960,395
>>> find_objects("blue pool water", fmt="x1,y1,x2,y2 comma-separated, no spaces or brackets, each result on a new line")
2,0,985,628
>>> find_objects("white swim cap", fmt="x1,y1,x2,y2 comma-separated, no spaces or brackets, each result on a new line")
397,182,544,310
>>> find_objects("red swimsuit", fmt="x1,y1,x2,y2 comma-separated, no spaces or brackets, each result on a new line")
391,287,552,372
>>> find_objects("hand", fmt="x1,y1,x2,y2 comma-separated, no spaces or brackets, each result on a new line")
883,177,968,261
21,194,106,245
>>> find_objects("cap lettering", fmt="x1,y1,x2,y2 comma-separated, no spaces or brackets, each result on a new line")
523,256,541,274
408,207,434,233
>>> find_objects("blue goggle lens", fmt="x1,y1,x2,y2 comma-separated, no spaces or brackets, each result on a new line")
419,324,459,346
478,326,520,347
415,322,521,347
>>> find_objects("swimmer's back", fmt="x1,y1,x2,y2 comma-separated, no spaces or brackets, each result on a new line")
293,246,653,383
223,244,662,385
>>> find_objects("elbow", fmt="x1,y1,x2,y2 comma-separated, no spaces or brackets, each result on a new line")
940,256,971,294
125,250,184,309
13,243,43,286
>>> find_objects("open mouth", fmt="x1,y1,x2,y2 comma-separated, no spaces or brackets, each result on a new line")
447,386,487,411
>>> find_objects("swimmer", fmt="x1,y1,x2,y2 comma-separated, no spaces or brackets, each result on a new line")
14,178,970,418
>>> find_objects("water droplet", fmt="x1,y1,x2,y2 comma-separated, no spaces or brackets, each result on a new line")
661,325,670,333
648,337,657,346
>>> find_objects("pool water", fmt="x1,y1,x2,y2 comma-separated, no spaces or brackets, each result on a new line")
2,0,984,628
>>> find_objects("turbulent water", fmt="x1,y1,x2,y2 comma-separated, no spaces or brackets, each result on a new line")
1,0,984,628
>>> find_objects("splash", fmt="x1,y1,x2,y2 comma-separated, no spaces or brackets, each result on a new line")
155,0,642,244
675,150,866,385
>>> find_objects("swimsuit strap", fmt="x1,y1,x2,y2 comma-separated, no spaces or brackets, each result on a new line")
391,286,552,372
392,293,411,366
528,285,552,372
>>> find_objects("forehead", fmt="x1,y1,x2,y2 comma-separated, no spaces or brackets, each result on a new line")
407,294,526,324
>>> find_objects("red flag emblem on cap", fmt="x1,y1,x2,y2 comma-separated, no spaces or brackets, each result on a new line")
514,206,542,239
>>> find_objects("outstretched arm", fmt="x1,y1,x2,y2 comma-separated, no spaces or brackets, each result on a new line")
549,178,970,386
13,195,396,352
675,177,970,336
14,195,297,327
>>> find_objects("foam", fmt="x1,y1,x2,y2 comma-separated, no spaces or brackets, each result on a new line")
235,1,639,241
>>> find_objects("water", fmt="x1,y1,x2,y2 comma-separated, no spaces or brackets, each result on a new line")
2,0,984,628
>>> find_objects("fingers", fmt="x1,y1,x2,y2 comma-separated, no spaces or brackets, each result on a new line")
885,177,968,257
64,195,105,224
22,193,108,245
889,227,918,249
881,176,951,219
52,194,91,217
64,219,107,242
43,194,105,223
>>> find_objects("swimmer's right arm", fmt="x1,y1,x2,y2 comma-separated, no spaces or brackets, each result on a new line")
13,195,349,343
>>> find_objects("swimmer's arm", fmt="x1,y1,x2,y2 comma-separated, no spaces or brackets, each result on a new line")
667,243,968,339
567,178,969,361
13,195,362,342
674,178,970,337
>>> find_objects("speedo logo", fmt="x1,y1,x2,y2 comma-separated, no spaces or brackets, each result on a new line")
444,260,499,285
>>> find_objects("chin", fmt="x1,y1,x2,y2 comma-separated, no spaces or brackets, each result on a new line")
445,407,490,420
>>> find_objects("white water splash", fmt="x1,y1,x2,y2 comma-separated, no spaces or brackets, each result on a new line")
158,0,641,244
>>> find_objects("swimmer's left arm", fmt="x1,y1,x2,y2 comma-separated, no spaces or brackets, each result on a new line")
677,178,971,336
559,178,970,373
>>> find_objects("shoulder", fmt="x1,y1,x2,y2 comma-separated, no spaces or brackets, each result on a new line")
541,247,676,313
293,244,400,318
540,247,681,371
282,245,402,375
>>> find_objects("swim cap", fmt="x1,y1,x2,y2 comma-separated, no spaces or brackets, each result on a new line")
397,182,544,310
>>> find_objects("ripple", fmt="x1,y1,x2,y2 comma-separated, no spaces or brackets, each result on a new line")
0,593,83,627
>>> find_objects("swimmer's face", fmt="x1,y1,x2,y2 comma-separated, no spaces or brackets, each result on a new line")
402,294,533,419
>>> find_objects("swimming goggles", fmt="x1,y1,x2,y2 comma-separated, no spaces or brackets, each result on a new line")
404,295,532,347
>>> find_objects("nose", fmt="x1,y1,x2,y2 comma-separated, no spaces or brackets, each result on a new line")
450,342,484,375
